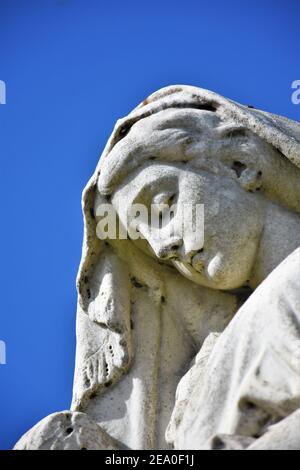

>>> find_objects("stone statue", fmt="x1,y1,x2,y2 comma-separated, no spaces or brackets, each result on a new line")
14,85,300,450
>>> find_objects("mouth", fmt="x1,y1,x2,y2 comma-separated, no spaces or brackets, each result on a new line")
172,259,193,277
172,256,206,278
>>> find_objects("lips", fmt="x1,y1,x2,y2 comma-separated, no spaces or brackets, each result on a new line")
172,255,206,278
172,259,195,278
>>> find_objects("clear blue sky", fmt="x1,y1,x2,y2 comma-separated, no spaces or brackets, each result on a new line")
0,0,299,450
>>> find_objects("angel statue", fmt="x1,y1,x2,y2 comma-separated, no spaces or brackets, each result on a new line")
15,85,300,450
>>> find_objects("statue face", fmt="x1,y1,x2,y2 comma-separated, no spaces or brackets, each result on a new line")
111,163,265,290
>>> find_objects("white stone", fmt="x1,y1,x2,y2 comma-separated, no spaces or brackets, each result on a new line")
14,411,120,450
167,249,300,449
14,85,300,450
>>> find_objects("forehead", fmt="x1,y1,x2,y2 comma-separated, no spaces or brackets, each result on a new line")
130,108,221,134
98,106,263,197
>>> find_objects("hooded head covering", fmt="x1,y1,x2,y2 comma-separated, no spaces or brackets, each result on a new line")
72,85,300,411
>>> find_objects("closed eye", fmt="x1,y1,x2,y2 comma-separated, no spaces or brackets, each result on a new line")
152,192,176,207
217,125,248,139
151,192,176,228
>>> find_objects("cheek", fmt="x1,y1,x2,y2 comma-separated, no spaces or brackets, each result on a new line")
205,191,260,243
206,244,256,289
203,202,261,288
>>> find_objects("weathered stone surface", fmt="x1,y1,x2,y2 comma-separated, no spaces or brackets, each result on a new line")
167,249,300,449
14,85,300,450
14,412,120,450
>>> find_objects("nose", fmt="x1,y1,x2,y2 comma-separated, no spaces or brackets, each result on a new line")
153,238,183,260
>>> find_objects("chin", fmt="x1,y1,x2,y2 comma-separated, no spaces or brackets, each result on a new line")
172,259,248,291
206,254,252,290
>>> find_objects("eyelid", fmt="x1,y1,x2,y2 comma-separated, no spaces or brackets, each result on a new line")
217,125,248,138
152,191,176,206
